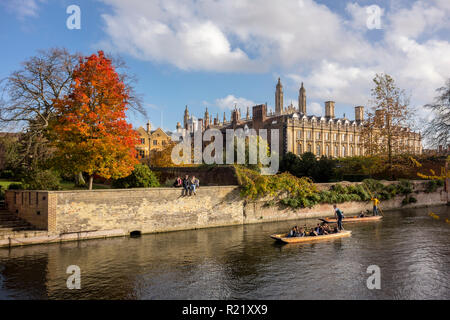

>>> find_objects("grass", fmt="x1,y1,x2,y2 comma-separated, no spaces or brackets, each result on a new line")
0,179,111,191
0,179,17,189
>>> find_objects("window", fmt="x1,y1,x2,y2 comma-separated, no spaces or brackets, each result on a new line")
297,144,302,155
326,145,330,156
334,145,338,156
162,141,166,145
140,138,145,144
307,131,312,139
350,146,353,156
342,134,346,141
342,146,346,157
334,133,337,140
297,130,302,139
307,144,312,152
350,134,353,142
138,150,145,158
325,132,329,140
153,140,158,146
316,144,321,156
316,132,321,139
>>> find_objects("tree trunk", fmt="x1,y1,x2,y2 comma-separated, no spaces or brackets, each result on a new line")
88,175,94,190
75,172,85,187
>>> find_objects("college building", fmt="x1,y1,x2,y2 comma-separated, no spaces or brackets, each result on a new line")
175,79,422,158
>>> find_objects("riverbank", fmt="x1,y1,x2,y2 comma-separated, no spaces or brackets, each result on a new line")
1,181,448,248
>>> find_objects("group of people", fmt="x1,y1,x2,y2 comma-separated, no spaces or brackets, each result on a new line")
173,175,200,196
286,196,382,238
287,223,339,238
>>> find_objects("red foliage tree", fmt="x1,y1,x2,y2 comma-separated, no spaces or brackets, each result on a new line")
52,51,139,189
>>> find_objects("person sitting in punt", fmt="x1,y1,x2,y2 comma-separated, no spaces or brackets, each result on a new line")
315,224,324,235
359,211,365,218
309,228,318,236
332,226,339,233
296,227,306,237
321,223,331,235
288,227,296,237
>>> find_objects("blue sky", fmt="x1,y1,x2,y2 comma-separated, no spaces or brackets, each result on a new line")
1,0,449,134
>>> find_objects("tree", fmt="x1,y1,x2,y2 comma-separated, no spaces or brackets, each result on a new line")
424,78,450,148
51,51,139,190
361,74,412,169
0,48,145,173
112,164,160,188
0,48,79,168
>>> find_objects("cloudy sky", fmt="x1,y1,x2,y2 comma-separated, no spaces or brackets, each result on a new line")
1,0,449,134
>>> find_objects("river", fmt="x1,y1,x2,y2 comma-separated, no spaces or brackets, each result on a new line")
0,205,449,299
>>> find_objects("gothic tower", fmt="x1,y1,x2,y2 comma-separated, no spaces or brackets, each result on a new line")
183,105,189,129
275,77,283,115
299,82,306,114
204,107,210,128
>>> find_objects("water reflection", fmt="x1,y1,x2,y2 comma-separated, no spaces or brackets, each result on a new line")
0,205,449,299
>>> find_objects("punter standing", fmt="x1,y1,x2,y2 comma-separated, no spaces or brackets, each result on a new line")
333,204,344,231
371,196,380,216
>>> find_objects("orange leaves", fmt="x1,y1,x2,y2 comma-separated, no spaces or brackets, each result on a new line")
51,51,139,182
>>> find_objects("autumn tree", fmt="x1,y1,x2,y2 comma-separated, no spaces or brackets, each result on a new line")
361,74,412,170
0,48,145,179
51,51,139,190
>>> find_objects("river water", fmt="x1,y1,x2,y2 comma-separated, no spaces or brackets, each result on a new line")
0,205,449,300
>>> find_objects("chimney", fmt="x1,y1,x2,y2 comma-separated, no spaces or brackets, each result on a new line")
146,120,151,133
325,101,335,118
355,106,364,121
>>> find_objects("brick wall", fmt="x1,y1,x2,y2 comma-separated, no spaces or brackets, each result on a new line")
4,190,49,230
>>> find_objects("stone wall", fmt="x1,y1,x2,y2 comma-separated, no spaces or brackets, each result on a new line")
52,186,243,234
4,181,448,239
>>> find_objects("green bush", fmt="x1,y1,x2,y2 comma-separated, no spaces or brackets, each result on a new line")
21,169,61,190
424,179,444,193
409,196,417,203
0,170,15,179
8,183,23,190
112,164,160,188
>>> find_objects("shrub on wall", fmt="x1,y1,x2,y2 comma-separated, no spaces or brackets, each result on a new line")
423,179,444,193
236,166,423,209
112,164,160,188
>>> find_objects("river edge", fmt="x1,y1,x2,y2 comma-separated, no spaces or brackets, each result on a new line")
1,182,448,248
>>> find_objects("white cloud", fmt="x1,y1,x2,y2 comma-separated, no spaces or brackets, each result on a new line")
98,0,450,123
215,95,255,110
3,0,44,19
309,102,323,116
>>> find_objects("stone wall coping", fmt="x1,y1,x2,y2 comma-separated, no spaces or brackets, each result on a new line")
5,185,240,194
4,180,436,194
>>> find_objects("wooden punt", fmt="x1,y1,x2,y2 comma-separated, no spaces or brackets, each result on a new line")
323,216,383,223
270,230,352,244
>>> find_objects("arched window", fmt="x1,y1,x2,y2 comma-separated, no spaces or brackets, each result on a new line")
342,146,346,157
297,143,302,155
316,144,321,156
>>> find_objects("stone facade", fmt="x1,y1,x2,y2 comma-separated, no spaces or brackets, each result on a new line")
135,121,172,159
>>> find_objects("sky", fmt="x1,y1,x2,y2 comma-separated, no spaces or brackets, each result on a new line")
0,0,449,135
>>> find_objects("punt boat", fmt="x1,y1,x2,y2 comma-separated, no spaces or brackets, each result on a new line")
270,230,352,244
